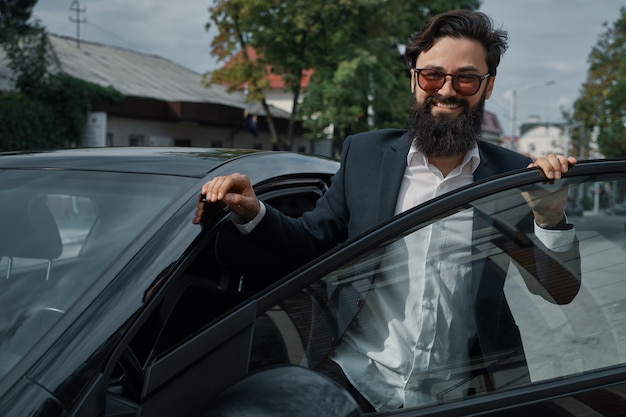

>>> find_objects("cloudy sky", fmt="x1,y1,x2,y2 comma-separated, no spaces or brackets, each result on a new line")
32,0,624,137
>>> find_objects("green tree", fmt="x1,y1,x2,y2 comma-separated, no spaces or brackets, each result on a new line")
0,21,122,151
3,22,48,95
206,1,282,147
573,7,626,158
206,0,479,155
0,0,38,43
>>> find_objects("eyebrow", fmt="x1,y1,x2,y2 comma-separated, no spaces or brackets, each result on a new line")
421,65,483,73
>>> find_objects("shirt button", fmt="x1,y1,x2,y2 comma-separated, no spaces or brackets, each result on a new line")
356,297,364,308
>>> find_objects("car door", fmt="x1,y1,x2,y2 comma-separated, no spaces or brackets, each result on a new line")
100,174,332,417
204,159,626,416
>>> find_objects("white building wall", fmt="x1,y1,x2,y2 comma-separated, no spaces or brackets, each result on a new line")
517,125,565,159
265,90,295,114
104,116,311,152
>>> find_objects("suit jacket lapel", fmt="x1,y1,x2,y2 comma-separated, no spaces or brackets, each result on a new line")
377,133,411,223
474,142,497,181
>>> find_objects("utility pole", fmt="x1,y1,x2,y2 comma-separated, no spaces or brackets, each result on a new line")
509,80,555,152
69,0,86,48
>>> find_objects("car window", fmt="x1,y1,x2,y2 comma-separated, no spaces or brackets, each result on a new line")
256,172,626,413
0,169,196,381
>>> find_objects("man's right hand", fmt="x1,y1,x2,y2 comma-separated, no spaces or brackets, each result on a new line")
197,173,261,223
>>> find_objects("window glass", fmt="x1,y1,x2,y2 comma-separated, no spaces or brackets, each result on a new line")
257,176,626,413
0,169,196,381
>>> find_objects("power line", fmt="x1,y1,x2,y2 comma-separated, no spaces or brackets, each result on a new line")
86,20,145,51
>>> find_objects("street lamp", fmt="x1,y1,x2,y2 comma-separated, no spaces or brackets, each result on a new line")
509,80,555,151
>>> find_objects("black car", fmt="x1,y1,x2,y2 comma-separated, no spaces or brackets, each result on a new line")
1,148,626,417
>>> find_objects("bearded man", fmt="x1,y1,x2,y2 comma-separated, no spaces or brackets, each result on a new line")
197,9,579,412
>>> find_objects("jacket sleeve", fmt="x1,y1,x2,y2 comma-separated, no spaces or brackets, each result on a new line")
239,137,355,269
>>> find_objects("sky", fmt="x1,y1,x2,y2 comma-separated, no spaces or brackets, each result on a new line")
31,0,624,137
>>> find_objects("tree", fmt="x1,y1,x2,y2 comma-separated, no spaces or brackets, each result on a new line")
0,0,38,43
3,22,48,95
572,7,626,158
206,1,282,148
0,20,122,151
206,0,480,155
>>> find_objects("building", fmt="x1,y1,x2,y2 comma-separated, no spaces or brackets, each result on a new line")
517,116,567,159
481,110,505,145
1,34,311,152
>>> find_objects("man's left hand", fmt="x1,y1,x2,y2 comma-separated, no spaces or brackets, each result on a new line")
528,154,577,180
524,154,577,226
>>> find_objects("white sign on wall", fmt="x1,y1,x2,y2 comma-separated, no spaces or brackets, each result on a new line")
82,112,107,147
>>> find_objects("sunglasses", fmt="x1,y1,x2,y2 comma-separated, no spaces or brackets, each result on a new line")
413,69,491,96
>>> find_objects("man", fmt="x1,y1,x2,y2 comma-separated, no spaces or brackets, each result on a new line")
196,9,578,411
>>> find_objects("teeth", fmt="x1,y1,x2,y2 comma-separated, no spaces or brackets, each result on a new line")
435,102,460,109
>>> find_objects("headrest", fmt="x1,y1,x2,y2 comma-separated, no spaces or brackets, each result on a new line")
0,194,63,260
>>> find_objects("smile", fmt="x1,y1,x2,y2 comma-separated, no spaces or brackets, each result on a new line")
433,102,462,109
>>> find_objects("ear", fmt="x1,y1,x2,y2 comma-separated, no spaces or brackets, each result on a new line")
485,76,495,99
410,69,416,94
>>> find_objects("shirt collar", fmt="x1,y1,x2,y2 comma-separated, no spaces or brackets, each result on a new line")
407,143,481,174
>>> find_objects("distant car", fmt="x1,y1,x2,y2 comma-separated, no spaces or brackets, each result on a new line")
1,148,626,417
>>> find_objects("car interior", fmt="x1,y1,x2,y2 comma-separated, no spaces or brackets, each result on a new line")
0,193,64,380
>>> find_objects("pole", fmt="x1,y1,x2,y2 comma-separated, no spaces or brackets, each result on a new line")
508,80,555,153
69,1,86,49
510,89,517,150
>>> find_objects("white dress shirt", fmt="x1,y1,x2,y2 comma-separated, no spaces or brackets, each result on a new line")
331,145,481,410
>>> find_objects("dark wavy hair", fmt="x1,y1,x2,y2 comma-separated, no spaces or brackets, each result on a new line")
404,9,508,76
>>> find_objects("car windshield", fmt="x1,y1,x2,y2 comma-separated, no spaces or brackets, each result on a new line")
0,169,196,380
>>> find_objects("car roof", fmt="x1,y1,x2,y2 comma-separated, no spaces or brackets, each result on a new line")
0,147,334,178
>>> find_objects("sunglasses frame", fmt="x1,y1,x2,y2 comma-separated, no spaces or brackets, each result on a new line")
413,68,491,96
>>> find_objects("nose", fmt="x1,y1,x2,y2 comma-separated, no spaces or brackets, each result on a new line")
437,74,457,97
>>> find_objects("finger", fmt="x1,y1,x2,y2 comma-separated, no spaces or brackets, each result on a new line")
554,155,573,173
538,154,565,179
204,176,232,202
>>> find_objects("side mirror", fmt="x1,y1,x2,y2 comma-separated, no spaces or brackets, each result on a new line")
204,365,363,417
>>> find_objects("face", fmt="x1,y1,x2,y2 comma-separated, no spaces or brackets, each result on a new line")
411,36,494,113
408,36,495,158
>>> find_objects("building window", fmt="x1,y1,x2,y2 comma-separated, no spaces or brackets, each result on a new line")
106,133,113,147
129,134,144,146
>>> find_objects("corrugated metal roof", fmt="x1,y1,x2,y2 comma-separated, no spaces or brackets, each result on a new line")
47,34,248,108
1,34,293,119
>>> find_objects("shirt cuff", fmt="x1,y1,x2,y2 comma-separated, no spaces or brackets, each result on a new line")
233,202,266,235
534,220,576,252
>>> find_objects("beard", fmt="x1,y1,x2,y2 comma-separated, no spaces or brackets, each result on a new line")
407,92,486,158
